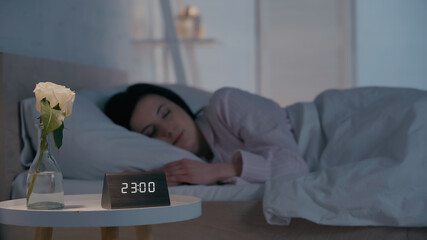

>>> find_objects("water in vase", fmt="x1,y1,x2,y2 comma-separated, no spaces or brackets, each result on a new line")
27,171,65,210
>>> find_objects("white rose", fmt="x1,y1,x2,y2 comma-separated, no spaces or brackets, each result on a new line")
33,82,75,117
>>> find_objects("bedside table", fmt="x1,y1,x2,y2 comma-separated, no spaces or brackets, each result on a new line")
0,194,201,240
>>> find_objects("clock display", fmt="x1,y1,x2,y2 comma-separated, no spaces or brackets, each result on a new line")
121,182,155,194
101,171,170,209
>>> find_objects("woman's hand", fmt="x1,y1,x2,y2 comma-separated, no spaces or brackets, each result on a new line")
161,158,242,185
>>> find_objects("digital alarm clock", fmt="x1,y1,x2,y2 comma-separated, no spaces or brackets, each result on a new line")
101,171,170,209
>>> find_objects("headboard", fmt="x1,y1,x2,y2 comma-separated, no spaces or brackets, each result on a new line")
0,52,128,201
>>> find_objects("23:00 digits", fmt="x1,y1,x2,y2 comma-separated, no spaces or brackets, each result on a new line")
121,182,155,194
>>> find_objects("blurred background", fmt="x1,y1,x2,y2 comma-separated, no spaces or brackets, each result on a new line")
1,0,426,106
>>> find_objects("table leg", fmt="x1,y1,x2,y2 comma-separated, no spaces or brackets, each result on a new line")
135,225,153,240
101,227,119,240
35,227,53,240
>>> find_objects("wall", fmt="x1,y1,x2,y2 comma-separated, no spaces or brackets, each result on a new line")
179,0,256,92
3,0,425,97
0,0,131,75
0,0,257,91
130,0,256,93
356,0,427,90
0,53,3,237
259,0,353,106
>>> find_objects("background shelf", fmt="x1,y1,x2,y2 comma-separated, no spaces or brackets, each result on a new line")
132,38,217,46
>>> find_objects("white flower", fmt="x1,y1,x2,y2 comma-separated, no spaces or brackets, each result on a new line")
34,82,75,117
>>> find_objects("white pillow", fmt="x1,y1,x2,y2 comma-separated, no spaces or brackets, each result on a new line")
20,84,212,180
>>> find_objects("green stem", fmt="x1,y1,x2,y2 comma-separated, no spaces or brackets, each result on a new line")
26,134,48,203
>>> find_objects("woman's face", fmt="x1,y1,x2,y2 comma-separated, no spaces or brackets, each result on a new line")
129,94,200,154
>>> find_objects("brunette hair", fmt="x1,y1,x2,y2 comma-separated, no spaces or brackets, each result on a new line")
105,84,195,129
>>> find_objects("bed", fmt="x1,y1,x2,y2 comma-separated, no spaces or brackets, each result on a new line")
1,52,427,240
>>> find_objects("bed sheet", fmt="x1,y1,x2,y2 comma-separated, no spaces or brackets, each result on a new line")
11,170,264,201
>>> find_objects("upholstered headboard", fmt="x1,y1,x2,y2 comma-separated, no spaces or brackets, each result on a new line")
0,52,128,201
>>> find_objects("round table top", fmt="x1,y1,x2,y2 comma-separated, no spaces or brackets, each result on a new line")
0,194,201,227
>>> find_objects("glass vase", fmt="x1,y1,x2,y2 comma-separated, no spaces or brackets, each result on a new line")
26,136,64,210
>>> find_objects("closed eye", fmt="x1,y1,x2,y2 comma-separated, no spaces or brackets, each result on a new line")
141,125,157,138
163,110,170,119
147,127,157,138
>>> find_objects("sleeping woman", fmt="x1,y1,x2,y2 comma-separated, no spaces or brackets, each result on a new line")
107,84,427,226
105,84,309,185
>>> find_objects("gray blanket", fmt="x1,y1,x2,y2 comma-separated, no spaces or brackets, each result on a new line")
263,87,427,226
